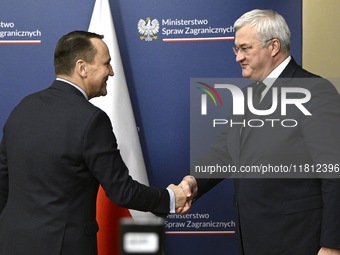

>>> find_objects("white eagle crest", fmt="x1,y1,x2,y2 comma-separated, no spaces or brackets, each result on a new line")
137,17,159,42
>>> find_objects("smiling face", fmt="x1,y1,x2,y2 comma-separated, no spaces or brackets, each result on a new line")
234,23,275,81
84,38,114,99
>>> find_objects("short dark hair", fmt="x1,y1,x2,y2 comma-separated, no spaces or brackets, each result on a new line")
54,31,104,76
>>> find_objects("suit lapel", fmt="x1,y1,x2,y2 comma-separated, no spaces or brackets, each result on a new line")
239,58,299,149
239,82,260,148
278,57,299,78
226,117,242,166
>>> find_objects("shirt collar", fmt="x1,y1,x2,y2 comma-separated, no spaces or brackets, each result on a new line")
262,56,291,88
258,56,291,101
56,78,88,100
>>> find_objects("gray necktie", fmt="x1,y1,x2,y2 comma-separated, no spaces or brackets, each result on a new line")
240,82,266,143
253,82,266,107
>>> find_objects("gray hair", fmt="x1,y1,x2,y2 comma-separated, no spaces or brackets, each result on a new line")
234,9,291,54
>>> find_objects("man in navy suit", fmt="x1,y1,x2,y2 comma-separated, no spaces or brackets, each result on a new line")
179,9,340,255
0,31,188,254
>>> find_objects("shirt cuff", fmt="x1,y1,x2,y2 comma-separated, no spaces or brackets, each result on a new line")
166,188,176,214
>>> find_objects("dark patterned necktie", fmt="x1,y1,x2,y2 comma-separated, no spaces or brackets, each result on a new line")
240,82,266,143
253,82,266,108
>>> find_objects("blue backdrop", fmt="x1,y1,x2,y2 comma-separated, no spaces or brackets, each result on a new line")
0,0,301,254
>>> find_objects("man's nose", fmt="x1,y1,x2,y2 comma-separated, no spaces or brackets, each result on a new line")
235,51,245,62
109,65,114,76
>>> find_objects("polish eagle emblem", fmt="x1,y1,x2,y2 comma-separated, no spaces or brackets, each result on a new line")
137,17,160,42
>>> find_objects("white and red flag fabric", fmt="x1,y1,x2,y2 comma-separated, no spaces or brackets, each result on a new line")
88,0,153,254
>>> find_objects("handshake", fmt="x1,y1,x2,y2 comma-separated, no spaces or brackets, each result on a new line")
167,175,198,214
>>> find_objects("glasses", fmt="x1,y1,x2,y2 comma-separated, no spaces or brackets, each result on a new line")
232,38,274,56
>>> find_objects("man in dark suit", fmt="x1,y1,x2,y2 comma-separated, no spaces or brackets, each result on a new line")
0,31,188,255
178,9,340,255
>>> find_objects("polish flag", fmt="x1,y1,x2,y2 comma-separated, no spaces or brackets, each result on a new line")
88,0,154,254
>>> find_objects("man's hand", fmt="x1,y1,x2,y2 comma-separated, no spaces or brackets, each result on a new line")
167,184,191,214
318,247,340,255
167,175,198,214
177,175,198,214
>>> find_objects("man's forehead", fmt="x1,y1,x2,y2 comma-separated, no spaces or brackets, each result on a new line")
91,38,110,56
90,37,106,48
235,24,258,44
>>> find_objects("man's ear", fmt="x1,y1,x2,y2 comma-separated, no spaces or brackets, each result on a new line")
75,59,87,77
271,39,281,57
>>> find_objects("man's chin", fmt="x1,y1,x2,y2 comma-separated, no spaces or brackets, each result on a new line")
101,90,108,97
241,70,250,78
242,71,257,81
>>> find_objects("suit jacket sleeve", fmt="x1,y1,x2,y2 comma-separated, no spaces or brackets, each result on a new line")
301,78,340,248
193,126,232,198
0,135,8,214
83,109,170,215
